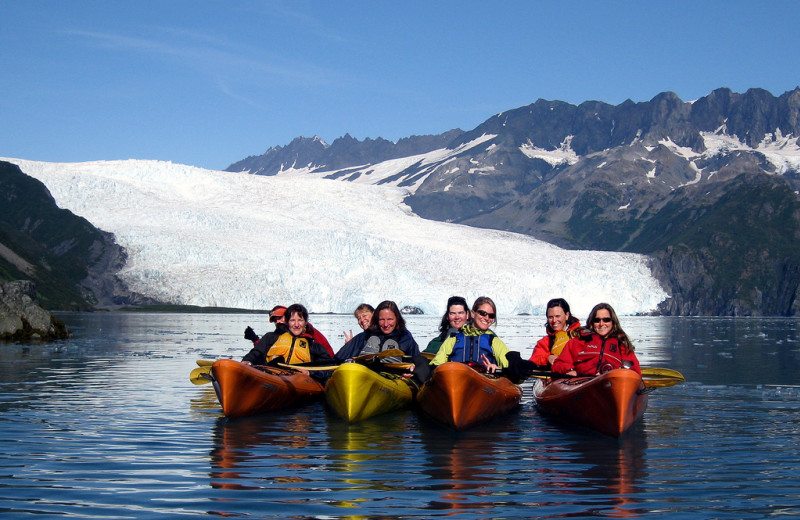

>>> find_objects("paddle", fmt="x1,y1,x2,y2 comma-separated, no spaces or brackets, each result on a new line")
520,366,685,388
190,355,313,385
278,348,408,371
641,367,686,388
190,349,412,384
189,365,214,385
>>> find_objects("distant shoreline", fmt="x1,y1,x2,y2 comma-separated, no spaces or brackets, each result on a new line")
113,304,270,314
108,305,366,315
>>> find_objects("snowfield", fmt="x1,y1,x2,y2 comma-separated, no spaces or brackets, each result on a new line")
5,158,668,316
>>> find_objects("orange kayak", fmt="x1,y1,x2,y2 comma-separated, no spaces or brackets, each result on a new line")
533,369,648,437
211,359,324,419
417,362,523,430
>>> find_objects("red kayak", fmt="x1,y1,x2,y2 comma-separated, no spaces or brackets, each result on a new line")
533,369,648,437
417,362,523,430
211,359,324,419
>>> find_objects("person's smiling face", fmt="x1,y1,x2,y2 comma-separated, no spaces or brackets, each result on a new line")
377,308,397,334
356,310,373,330
546,306,569,332
447,305,469,329
287,313,306,336
471,303,496,331
591,309,613,337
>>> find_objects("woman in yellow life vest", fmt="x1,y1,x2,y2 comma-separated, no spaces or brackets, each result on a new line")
528,298,581,367
241,303,333,377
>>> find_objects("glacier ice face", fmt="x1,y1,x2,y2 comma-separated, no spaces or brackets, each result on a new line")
4,157,668,316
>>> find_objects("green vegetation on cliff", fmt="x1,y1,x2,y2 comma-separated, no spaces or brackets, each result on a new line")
0,161,111,310
568,172,800,315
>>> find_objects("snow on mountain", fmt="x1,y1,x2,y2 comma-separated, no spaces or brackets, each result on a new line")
272,134,498,193
4,157,667,316
519,135,580,166
659,130,800,176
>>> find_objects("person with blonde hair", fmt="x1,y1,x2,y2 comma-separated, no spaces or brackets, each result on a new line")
335,300,420,360
343,303,374,344
429,296,528,382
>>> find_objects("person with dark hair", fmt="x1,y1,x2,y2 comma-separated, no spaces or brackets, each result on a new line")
427,296,528,382
343,303,374,344
244,304,334,356
529,298,582,367
552,302,641,376
241,303,333,380
423,296,470,354
334,300,420,361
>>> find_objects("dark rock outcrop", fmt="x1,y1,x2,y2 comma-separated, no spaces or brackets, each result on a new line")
0,280,70,341
1,161,160,310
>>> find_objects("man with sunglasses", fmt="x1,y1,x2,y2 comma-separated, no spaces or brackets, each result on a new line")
552,303,642,376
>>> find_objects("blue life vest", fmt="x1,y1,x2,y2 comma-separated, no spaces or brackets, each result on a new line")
449,332,496,364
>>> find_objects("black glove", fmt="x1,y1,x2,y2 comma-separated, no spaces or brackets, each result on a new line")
244,326,259,343
266,355,285,367
409,355,432,385
504,351,535,384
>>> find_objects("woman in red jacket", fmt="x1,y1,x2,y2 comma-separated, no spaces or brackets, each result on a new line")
552,303,641,376
528,298,581,367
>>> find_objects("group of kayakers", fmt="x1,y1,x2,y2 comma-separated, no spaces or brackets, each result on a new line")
239,296,641,386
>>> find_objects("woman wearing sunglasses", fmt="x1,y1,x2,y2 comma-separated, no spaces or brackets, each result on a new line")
552,302,641,376
429,296,526,381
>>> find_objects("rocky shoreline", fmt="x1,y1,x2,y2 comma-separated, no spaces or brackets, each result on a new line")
0,280,71,341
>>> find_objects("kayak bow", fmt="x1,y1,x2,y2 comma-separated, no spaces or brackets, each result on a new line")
533,368,648,437
417,362,522,430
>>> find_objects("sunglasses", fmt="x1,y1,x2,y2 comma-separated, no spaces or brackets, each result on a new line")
592,317,613,324
475,309,496,319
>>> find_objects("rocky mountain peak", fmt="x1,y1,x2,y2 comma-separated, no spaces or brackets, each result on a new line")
222,87,800,315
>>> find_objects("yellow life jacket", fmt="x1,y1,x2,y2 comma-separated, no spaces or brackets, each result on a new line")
551,330,571,356
266,332,312,364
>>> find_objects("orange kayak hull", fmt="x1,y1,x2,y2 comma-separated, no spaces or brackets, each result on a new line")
533,369,648,437
417,362,522,430
211,359,324,419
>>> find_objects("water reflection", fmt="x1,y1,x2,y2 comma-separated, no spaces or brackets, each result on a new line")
209,408,323,491
324,409,420,511
417,415,518,514
199,368,656,518
558,433,649,518
3,312,795,519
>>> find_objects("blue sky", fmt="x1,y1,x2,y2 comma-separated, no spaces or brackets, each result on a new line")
2,1,799,171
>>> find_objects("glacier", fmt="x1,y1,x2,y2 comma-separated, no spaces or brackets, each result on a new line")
4,157,668,316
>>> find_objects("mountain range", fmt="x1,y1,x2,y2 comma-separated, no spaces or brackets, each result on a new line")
226,87,800,316
2,87,799,315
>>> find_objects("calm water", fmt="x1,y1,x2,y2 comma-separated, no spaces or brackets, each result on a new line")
1,312,799,519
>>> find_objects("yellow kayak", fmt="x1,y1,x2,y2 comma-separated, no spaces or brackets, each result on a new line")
324,362,415,422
